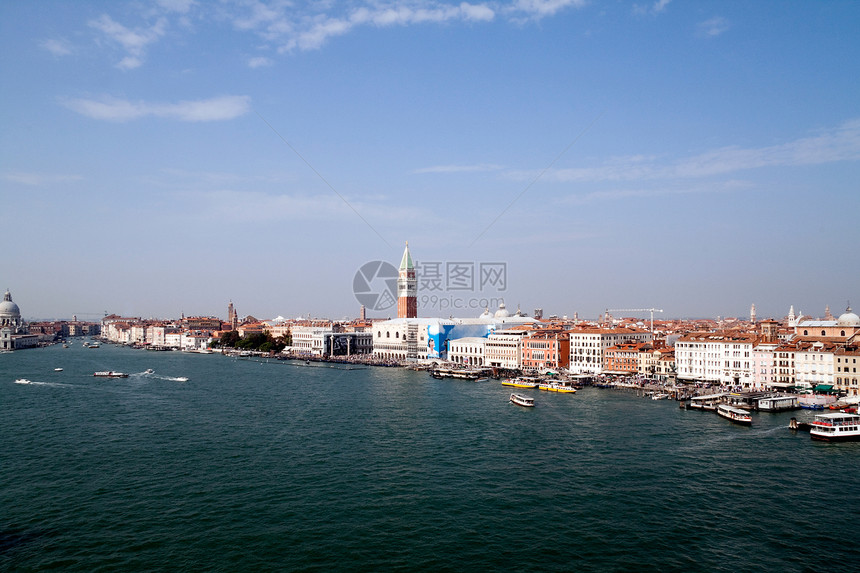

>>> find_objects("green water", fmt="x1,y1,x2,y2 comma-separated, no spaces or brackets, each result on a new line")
1,343,857,572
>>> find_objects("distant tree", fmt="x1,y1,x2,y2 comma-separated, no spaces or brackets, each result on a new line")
219,330,240,348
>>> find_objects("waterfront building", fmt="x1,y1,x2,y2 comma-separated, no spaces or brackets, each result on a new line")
751,341,779,390
568,327,653,374
0,290,37,350
794,340,838,389
636,343,672,379
448,337,487,366
656,349,676,382
290,323,334,356
485,328,529,369
372,306,536,362
675,332,756,387
772,341,798,388
604,342,646,375
834,345,860,396
397,242,417,319
522,331,569,371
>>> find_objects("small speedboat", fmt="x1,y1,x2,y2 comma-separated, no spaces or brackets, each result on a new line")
144,369,154,374
54,368,63,372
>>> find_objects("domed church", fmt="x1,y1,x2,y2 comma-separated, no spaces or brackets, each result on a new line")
0,290,37,350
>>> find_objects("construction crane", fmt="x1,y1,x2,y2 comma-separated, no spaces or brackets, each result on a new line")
606,308,664,333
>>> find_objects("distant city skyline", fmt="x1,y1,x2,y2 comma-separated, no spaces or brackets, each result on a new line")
2,1,858,321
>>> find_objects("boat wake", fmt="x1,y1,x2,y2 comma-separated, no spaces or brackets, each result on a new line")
146,373,189,382
14,378,73,388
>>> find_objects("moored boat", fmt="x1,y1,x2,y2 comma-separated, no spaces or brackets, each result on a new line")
502,377,540,388
538,381,577,393
510,393,535,407
716,403,752,425
93,371,129,378
809,412,860,442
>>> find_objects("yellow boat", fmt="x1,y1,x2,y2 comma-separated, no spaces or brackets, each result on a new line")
539,382,577,393
502,377,540,389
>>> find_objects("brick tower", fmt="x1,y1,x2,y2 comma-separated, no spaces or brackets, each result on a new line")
397,242,417,319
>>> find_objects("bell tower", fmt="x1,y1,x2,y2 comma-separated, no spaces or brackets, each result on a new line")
397,242,417,319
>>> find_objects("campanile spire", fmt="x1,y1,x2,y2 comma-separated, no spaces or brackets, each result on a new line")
397,242,417,319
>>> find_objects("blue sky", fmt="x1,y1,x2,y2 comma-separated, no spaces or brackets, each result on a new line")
2,0,858,322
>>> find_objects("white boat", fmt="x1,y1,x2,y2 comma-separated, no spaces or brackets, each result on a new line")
510,393,535,407
716,404,752,425
809,412,860,442
14,378,31,384
651,392,669,400
54,368,63,372
93,371,129,378
144,369,154,374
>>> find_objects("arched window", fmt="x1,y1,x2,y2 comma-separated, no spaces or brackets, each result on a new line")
803,330,808,336
386,332,390,338
841,330,846,337
396,332,400,339
377,331,381,338
821,330,826,336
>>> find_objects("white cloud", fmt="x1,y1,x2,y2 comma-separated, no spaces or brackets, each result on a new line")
2,172,83,186
538,119,860,183
283,2,496,52
633,0,671,16
698,16,729,37
510,0,586,20
156,0,196,14
41,38,73,56
61,95,252,122
413,163,504,174
248,56,274,68
89,14,167,69
81,1,585,64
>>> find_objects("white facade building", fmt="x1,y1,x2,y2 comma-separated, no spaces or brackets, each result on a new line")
449,337,487,366
675,333,755,386
794,341,837,389
568,327,652,374
290,325,332,356
485,329,528,369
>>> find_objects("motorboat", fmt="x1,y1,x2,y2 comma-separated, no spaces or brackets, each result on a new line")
93,371,129,378
510,393,535,407
54,368,63,372
716,403,752,425
809,412,860,442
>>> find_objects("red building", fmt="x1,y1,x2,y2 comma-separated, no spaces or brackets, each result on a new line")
397,242,417,319
522,332,570,371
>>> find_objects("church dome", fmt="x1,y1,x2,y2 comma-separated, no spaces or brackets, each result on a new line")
0,290,20,319
479,307,492,319
837,307,860,327
494,302,510,319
